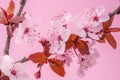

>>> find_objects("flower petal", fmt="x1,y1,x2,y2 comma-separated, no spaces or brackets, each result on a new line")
21,13,32,28
56,42,65,55
65,55,72,67
99,14,110,22
15,13,32,44
95,5,105,16
73,15,85,28
0,55,13,76
49,42,59,54
61,28,70,41
64,12,72,21
15,35,23,44
88,32,99,40
77,66,85,78
77,29,87,38
50,20,62,31
17,73,31,80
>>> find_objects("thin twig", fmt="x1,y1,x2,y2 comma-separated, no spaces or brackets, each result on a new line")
109,6,120,17
3,36,11,55
3,0,27,55
15,57,30,63
17,0,27,16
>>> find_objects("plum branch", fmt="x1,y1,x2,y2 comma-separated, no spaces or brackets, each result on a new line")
3,0,27,55
109,5,120,17
16,57,29,63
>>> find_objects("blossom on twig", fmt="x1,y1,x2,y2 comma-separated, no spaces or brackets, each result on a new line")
0,55,31,80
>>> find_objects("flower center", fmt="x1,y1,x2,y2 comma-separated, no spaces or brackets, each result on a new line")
93,16,99,22
84,27,89,32
10,69,17,76
24,28,30,34
57,35,62,41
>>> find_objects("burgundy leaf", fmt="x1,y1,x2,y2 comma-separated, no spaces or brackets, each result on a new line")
48,58,65,77
75,40,90,55
65,34,78,50
107,28,120,32
29,52,47,64
8,16,25,23
0,11,7,24
7,0,15,15
105,33,116,49
0,8,8,19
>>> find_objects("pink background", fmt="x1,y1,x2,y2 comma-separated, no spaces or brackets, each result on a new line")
0,0,120,80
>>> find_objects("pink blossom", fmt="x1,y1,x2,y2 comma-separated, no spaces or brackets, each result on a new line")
49,11,71,55
0,55,31,80
49,28,70,55
55,54,73,67
50,11,72,31
73,15,100,40
73,6,109,40
77,66,86,78
15,13,32,43
15,13,40,45
77,46,99,77
83,5,109,27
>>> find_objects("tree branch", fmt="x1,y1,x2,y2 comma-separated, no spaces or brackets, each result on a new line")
3,36,11,55
17,0,27,16
15,57,30,63
3,0,27,55
109,5,120,17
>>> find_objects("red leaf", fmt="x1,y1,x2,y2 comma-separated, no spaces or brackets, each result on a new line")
68,34,78,41
107,28,120,32
0,8,8,24
43,42,51,58
0,12,7,24
0,8,8,19
8,16,25,23
75,40,90,55
0,75,10,80
102,16,114,30
29,52,47,64
7,0,15,15
48,58,65,77
105,33,116,49
65,34,78,50
7,13,14,20
65,40,74,50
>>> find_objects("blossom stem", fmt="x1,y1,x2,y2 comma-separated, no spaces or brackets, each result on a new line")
3,0,27,55
16,0,27,16
109,6,120,17
3,36,11,55
15,57,30,63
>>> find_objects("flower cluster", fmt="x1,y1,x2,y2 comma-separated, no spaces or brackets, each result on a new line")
29,6,120,79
